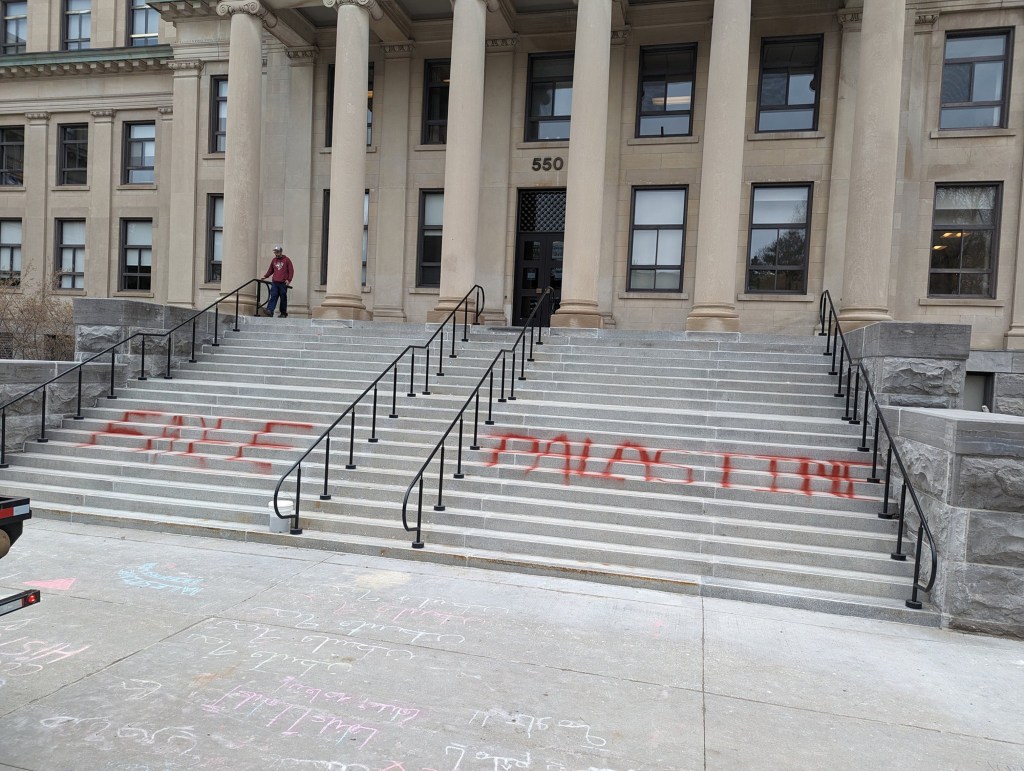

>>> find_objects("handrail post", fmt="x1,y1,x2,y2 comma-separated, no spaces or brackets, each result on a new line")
423,348,431,395
906,529,925,609
891,483,908,561
213,304,221,346
234,291,240,332
508,349,517,401
834,346,845,396
164,330,173,379
37,386,48,443
407,350,417,397
867,411,881,481
369,388,379,443
519,336,527,380
0,409,6,468
818,294,827,335
849,368,861,424
454,418,465,479
412,479,424,548
108,348,117,399
434,444,446,511
829,325,839,370
346,411,356,470
470,390,481,450
190,319,197,363
139,336,148,381
291,465,303,534
858,385,871,451
449,314,457,358
74,366,83,419
390,365,399,418
486,370,495,425
879,446,894,518
499,355,507,403
320,433,332,500
823,312,833,354
842,367,852,419
462,300,469,342
437,331,445,376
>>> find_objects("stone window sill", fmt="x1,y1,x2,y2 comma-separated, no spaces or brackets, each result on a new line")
115,291,154,298
617,291,689,300
116,183,157,191
737,293,815,302
929,128,1016,140
408,287,439,295
201,153,224,161
747,130,825,142
919,297,1005,307
319,146,377,154
0,185,25,192
51,185,89,192
626,135,699,146
53,289,86,296
515,140,569,151
413,143,446,152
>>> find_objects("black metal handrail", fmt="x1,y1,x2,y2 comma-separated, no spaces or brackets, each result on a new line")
0,278,269,468
271,285,485,534
818,290,938,609
400,287,553,549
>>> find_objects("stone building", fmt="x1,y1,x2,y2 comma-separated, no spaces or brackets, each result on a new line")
2,0,1024,351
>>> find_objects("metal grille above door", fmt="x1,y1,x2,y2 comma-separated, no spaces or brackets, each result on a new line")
518,190,567,233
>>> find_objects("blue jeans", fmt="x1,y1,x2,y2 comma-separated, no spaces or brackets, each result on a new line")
266,282,288,315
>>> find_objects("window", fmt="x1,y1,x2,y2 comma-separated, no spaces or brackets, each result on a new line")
0,219,21,285
206,194,223,283
636,44,696,138
940,31,1011,130
746,184,812,293
422,59,450,144
58,124,88,185
122,122,155,184
929,183,1000,297
526,53,573,141
120,219,152,291
320,189,369,286
55,219,85,290
210,75,227,153
325,64,374,148
2,1,27,55
417,190,443,287
756,36,822,132
62,0,90,51
127,0,158,46
0,126,23,185
627,187,686,291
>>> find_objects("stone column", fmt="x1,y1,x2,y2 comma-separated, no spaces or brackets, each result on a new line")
373,41,414,321
430,0,498,321
315,0,381,320
165,59,204,308
156,105,174,303
87,109,115,297
1008,153,1024,348
216,0,276,307
838,0,907,327
22,112,49,294
551,0,612,329
685,0,750,332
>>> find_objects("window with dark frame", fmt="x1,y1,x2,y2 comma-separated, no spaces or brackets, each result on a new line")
0,126,23,185
746,184,812,293
58,123,88,185
0,219,21,285
120,219,152,292
325,64,374,148
2,1,27,55
62,0,90,51
416,190,444,287
636,44,696,138
940,30,1011,130
206,194,223,283
320,189,369,287
627,187,686,291
756,36,822,133
122,121,155,184
526,53,574,142
422,59,450,144
929,183,1000,297
55,218,86,290
210,75,227,153
127,0,158,46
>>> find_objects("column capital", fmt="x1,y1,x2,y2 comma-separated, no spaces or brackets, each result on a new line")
837,10,862,29
157,105,174,118
381,40,415,59
611,27,630,46
324,0,384,21
25,111,50,123
217,0,277,29
90,109,116,121
286,46,319,62
915,10,940,27
167,58,205,74
452,0,500,11
486,35,518,50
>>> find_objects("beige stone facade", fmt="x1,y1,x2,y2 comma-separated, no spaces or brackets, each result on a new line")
2,0,1024,348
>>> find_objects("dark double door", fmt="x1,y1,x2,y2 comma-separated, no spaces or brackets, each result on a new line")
512,189,566,326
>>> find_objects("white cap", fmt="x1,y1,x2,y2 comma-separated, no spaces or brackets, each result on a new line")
273,245,283,252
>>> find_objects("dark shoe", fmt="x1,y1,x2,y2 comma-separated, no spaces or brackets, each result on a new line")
279,313,288,318
258,308,272,317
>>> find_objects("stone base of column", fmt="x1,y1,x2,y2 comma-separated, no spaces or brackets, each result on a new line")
685,304,739,332
1005,327,1024,351
837,305,893,331
480,310,507,326
551,300,603,329
313,294,371,320
372,305,407,322
428,295,483,324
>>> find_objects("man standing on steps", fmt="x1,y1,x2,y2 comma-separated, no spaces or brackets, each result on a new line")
259,245,294,318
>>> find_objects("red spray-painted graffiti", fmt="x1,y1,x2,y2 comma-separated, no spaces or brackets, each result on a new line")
484,433,872,499
77,411,315,475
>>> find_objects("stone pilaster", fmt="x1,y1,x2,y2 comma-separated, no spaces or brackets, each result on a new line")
551,0,613,329
166,59,203,307
838,0,907,328
216,0,276,307
685,0,750,332
430,0,499,321
87,109,115,298
315,0,382,320
22,112,49,294
373,41,414,321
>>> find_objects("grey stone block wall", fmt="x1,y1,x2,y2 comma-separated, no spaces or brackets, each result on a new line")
892,407,1024,638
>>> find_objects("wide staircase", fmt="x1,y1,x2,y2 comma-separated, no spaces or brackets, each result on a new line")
0,317,932,624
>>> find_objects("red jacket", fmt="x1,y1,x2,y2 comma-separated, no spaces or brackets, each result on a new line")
263,254,294,283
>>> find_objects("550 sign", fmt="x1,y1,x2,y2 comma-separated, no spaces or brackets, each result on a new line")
531,156,565,171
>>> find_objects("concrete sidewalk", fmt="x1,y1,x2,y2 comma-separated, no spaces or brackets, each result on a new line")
0,519,1021,771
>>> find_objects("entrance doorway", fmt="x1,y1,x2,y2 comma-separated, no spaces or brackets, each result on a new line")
513,189,565,325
